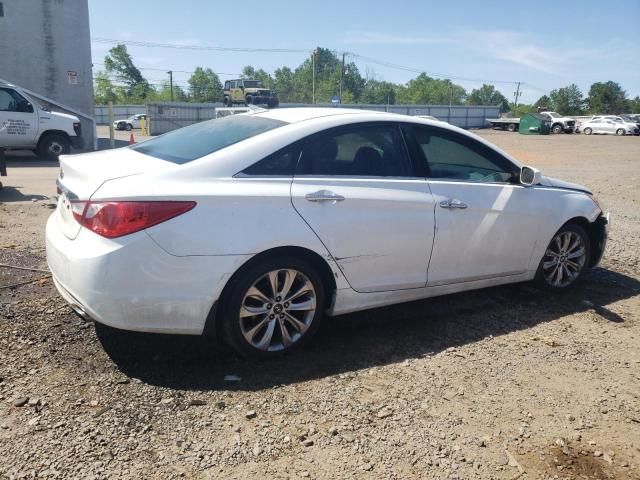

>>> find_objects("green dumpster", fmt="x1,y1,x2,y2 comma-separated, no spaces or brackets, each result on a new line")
519,113,551,135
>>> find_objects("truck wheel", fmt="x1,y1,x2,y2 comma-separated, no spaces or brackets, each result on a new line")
38,134,70,161
268,99,279,109
552,124,563,134
224,96,232,107
245,95,253,105
507,123,516,132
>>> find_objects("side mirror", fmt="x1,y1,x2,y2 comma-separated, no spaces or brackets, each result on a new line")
17,100,34,113
520,166,541,186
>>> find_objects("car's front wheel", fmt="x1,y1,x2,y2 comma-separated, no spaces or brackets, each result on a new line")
221,256,325,357
535,223,590,291
616,128,625,136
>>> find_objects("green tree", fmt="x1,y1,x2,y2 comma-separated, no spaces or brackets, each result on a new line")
628,96,640,113
273,66,294,102
93,71,119,105
188,67,223,103
586,81,627,114
103,44,150,100
361,80,396,104
467,84,510,112
534,95,551,110
398,74,466,104
548,84,584,115
242,66,273,88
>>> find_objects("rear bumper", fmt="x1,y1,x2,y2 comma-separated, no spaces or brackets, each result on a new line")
46,214,249,335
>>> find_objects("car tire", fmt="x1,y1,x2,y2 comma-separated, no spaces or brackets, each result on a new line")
616,128,625,136
552,124,563,134
126,123,133,131
534,223,591,291
224,96,232,107
584,127,592,135
507,123,516,132
245,95,253,105
37,134,70,161
220,256,325,358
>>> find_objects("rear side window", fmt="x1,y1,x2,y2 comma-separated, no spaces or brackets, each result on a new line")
296,124,411,177
241,143,301,176
131,115,287,164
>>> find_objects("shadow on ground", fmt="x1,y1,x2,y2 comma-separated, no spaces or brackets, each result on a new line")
95,267,639,392
0,185,48,202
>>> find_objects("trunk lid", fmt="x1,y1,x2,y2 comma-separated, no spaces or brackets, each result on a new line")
55,148,176,239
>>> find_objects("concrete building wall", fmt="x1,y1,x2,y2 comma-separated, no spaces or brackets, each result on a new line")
0,0,94,149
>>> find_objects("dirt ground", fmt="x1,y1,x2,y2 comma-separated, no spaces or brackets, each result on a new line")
1,130,639,479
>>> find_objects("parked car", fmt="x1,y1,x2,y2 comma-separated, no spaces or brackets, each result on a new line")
223,79,279,108
592,115,640,135
539,111,576,134
576,117,638,135
47,108,608,357
0,80,83,160
113,114,147,131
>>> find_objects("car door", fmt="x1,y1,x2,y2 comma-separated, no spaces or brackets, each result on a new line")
0,88,39,147
404,124,544,286
291,122,436,293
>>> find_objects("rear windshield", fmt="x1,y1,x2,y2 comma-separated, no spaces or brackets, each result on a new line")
130,115,287,164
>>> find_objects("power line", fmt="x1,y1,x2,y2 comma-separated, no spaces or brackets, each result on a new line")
93,63,240,77
92,37,522,86
92,37,308,54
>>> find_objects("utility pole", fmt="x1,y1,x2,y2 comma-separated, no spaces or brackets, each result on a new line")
339,52,345,104
513,82,521,114
167,70,174,101
312,49,316,105
448,83,453,123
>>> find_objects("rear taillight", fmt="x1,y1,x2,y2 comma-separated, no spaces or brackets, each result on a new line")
71,201,196,238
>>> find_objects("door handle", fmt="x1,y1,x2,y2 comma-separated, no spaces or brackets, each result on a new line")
305,190,345,203
439,199,468,209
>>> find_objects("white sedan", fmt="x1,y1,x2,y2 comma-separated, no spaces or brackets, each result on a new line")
47,108,609,357
576,117,638,135
113,114,147,131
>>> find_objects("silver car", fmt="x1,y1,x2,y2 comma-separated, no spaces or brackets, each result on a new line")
576,117,638,136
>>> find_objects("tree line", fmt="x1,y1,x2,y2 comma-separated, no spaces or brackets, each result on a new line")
94,44,640,115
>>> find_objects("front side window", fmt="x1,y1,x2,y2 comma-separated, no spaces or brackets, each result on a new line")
131,115,287,164
408,126,517,183
0,88,29,112
296,124,411,177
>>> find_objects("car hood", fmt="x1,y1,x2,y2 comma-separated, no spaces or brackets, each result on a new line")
48,111,80,123
539,175,592,194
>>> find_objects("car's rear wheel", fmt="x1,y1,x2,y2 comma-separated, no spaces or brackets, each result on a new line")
535,223,590,291
221,256,325,358
584,127,592,135
507,123,516,132
616,128,625,136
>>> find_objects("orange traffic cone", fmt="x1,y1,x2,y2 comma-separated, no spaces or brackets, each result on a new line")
129,133,135,145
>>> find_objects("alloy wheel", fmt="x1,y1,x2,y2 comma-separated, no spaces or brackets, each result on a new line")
542,231,587,288
239,269,317,352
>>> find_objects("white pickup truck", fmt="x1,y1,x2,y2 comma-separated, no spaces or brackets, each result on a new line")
539,111,576,134
0,81,83,160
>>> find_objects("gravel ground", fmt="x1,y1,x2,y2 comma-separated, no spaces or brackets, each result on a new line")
1,130,639,479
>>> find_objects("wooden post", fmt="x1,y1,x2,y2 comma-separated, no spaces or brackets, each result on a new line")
108,101,115,149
